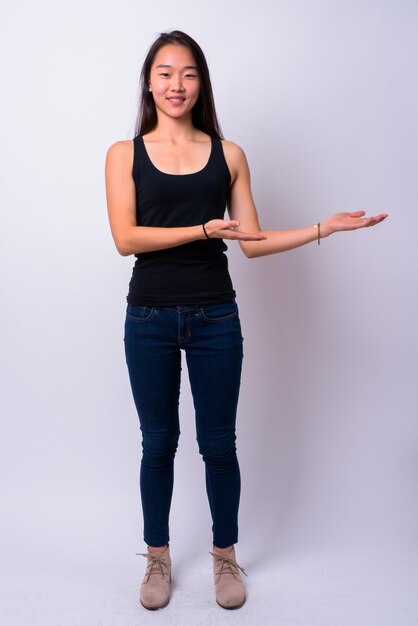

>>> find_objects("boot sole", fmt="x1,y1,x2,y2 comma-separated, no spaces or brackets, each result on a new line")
216,597,246,610
140,597,170,610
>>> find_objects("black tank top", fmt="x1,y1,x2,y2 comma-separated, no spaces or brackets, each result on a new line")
126,134,237,306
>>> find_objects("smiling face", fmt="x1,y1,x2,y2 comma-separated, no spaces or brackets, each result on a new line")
148,44,201,121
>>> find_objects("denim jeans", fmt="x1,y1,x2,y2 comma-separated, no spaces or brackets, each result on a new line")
123,299,244,549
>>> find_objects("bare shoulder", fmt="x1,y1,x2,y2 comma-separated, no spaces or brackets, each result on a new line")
220,139,249,185
105,140,134,174
220,138,246,160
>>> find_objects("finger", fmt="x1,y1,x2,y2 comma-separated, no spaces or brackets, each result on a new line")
241,234,268,240
224,226,265,235
362,217,375,227
367,216,386,226
222,229,267,240
349,210,366,217
226,232,267,241
224,220,240,229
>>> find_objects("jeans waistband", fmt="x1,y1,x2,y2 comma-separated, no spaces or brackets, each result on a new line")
150,299,236,312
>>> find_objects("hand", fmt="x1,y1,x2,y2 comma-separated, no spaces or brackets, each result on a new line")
204,219,268,241
321,211,389,238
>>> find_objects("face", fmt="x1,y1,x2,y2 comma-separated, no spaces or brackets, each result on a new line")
148,44,201,119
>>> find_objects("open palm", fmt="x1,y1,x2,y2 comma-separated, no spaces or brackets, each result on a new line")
322,210,389,237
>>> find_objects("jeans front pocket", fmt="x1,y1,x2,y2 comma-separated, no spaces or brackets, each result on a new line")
126,304,158,322
199,300,238,322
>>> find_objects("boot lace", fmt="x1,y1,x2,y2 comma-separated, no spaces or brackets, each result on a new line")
209,551,248,582
136,552,170,583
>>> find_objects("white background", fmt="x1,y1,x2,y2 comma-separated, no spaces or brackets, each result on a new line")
1,1,417,624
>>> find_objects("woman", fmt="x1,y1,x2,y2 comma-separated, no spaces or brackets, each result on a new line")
105,30,387,611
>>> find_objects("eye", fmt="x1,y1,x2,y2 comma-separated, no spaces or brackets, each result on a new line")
185,74,197,78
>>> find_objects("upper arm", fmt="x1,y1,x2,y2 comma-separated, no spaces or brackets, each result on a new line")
223,140,263,256
104,140,136,256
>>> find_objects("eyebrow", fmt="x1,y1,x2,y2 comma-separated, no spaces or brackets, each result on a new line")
155,64,198,70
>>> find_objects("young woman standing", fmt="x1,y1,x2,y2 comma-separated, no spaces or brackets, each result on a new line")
105,30,387,611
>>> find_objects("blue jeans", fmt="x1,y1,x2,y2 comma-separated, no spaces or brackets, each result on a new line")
123,299,244,548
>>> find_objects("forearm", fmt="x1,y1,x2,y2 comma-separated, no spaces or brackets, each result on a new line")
117,224,206,256
243,224,321,258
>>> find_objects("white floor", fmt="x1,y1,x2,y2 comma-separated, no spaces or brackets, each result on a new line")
1,540,416,626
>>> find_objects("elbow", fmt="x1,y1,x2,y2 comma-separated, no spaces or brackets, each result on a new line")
118,248,132,257
115,237,133,257
241,242,258,259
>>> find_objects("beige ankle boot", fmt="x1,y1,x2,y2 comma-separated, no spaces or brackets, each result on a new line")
136,545,171,610
210,546,247,609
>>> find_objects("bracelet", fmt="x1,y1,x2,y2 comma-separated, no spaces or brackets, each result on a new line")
202,223,210,239
313,222,321,245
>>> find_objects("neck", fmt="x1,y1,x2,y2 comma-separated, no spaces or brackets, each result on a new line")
151,114,197,141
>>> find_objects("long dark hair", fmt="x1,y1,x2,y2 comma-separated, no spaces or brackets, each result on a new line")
133,30,225,139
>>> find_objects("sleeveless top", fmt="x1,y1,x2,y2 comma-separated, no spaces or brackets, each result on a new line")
126,134,237,306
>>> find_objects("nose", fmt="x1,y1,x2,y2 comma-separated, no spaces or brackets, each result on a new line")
170,74,185,92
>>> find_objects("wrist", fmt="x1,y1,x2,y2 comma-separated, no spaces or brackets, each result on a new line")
313,220,331,242
202,222,211,239
319,219,332,238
